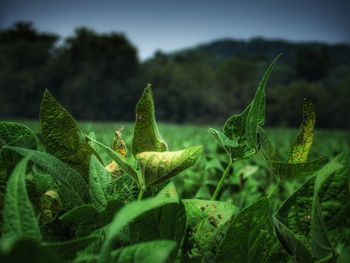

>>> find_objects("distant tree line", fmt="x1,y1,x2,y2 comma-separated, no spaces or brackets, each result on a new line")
1,22,349,128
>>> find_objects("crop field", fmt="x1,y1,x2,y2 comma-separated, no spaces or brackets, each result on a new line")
1,57,350,263
21,120,349,200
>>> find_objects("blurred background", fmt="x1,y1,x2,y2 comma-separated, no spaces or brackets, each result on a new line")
0,0,349,128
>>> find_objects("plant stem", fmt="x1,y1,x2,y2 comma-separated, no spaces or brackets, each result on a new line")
211,161,233,201
137,188,144,201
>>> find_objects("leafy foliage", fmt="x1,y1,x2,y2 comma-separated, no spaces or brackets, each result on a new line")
0,56,349,263
40,89,97,177
217,198,283,263
2,157,41,241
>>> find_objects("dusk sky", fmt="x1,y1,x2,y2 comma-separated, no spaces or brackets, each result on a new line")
1,0,349,59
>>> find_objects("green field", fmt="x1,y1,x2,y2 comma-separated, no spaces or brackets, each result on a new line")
1,66,350,262
20,120,350,202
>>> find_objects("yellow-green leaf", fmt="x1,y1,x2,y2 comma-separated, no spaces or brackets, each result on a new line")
132,84,167,156
288,99,316,163
136,146,202,187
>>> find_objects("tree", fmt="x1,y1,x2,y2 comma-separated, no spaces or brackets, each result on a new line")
0,22,58,118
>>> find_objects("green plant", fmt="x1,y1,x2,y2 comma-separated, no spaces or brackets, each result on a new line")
0,56,349,263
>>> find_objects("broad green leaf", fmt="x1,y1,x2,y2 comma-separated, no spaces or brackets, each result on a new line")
89,155,110,211
86,135,140,187
271,156,328,181
99,188,179,263
310,196,335,260
0,239,58,263
337,243,350,263
136,146,202,187
60,201,123,237
208,128,237,151
2,157,41,241
276,154,348,260
288,99,315,163
258,126,275,162
276,175,315,237
182,199,238,261
229,145,256,160
245,54,281,148
0,122,37,149
110,240,176,263
315,153,349,230
80,240,176,263
40,89,96,177
60,204,99,237
217,198,282,263
132,84,167,156
42,236,96,261
224,103,251,142
129,183,186,261
87,131,99,153
0,122,38,175
4,146,90,209
273,216,313,263
209,127,255,160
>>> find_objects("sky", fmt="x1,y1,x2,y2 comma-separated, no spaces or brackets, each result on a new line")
1,0,349,60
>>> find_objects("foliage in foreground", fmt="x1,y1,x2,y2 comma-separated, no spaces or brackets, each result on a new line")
0,56,349,263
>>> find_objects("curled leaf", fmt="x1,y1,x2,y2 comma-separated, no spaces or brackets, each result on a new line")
106,128,127,176
136,146,202,187
132,84,167,156
222,54,281,156
288,98,316,163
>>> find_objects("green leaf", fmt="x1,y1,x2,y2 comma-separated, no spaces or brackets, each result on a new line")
271,156,328,181
129,183,186,261
223,103,251,142
60,204,99,237
135,146,202,187
89,155,110,211
132,84,167,156
208,128,238,151
315,153,349,230
110,240,176,263
209,127,256,160
42,236,97,261
86,135,140,186
182,199,238,261
223,54,281,154
310,196,335,260
276,154,348,260
217,197,282,263
0,239,58,263
4,146,90,209
2,157,41,241
0,122,37,149
245,54,281,148
273,216,313,263
99,189,179,263
257,126,275,162
40,89,96,177
60,201,123,237
288,99,316,163
276,175,315,237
